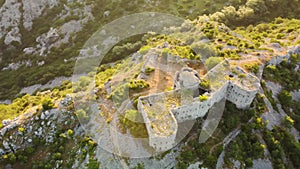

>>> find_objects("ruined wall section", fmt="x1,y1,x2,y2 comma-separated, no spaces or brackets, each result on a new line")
269,45,300,65
137,94,177,152
226,82,258,109
172,82,229,122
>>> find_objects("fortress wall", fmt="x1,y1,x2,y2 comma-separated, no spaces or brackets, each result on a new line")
269,55,290,65
172,82,229,122
137,98,177,152
137,99,152,136
269,45,300,65
149,129,177,152
172,101,208,122
209,82,229,105
226,82,257,109
150,109,178,152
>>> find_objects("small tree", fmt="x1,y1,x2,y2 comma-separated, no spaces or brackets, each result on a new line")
278,90,292,106
282,115,294,128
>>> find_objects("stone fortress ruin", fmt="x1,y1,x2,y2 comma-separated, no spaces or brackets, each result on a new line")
137,60,260,152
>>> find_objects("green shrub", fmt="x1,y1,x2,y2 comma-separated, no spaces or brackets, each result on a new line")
88,158,99,169
238,73,246,78
278,90,292,106
191,43,217,59
276,33,285,39
199,95,209,102
245,63,259,74
139,45,151,55
129,80,149,90
282,116,295,128
199,79,211,90
42,98,54,110
291,53,300,64
123,109,141,123
67,129,74,137
18,127,25,133
109,83,129,106
52,152,62,160
145,67,155,74
75,109,89,123
266,65,276,71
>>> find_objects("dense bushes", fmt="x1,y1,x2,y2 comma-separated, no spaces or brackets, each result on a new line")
278,90,300,132
263,127,300,168
210,0,300,27
225,128,265,168
176,130,222,169
145,67,155,75
191,43,217,59
177,99,261,168
0,94,50,128
263,59,300,91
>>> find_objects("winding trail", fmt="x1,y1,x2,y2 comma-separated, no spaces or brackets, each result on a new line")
210,127,241,155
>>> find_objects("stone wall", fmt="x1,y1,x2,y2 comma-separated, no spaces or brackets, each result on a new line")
226,82,258,109
172,82,229,122
137,98,177,152
148,129,177,152
269,45,300,65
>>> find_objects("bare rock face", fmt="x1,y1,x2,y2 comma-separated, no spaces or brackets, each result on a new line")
0,0,22,39
0,0,58,45
36,27,60,55
22,0,59,31
0,0,92,50
4,27,21,45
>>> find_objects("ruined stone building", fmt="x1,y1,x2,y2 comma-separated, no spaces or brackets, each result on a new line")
137,60,260,151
